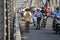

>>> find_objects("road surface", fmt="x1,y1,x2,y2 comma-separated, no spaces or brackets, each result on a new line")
19,15,60,40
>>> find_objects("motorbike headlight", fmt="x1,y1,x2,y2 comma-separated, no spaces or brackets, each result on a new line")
56,16,60,20
57,16,60,18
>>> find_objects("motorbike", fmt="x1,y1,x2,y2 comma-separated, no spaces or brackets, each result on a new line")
41,13,47,28
53,16,60,34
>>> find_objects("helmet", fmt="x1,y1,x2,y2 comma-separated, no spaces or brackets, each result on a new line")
36,8,41,10
25,8,30,11
56,7,59,10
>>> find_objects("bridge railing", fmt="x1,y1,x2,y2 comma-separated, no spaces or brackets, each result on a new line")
14,11,21,40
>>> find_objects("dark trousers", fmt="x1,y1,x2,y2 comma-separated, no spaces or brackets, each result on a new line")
36,17,41,30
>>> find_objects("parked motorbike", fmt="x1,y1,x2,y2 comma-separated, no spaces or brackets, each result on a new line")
53,16,60,34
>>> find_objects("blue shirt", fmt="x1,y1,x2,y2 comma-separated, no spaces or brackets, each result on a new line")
34,11,42,17
54,11,60,17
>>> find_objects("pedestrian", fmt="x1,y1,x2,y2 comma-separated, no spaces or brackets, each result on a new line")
24,8,32,33
34,9,42,30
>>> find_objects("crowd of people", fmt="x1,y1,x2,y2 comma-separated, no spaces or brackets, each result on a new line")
18,7,60,33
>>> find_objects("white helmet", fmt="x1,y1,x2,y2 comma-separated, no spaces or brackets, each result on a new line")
48,7,50,8
36,8,42,10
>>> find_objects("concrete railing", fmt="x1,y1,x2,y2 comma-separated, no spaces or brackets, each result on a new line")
14,12,21,40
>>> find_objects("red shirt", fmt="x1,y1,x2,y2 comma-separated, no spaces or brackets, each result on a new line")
45,8,50,13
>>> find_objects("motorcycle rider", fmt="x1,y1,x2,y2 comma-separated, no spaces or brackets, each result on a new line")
54,7,60,18
53,7,60,23
34,9,42,30
39,7,47,28
45,7,51,18
53,7,60,33
24,8,32,33
40,7,45,15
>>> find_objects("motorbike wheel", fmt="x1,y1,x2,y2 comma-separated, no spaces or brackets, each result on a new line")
55,25,58,34
52,24,56,31
56,30,58,34
52,24,55,31
43,21,46,28
41,22,43,28
52,24,57,34
36,23,40,30
58,32,60,34
42,21,46,28
58,29,60,34
33,22,36,27
44,24,46,28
